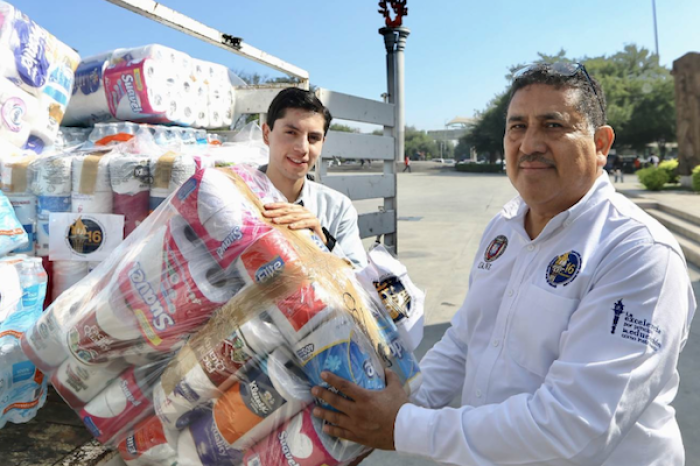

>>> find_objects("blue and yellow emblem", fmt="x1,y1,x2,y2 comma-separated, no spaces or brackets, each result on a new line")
545,250,582,288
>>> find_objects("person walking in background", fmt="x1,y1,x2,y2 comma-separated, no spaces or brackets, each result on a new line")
634,156,641,170
612,154,624,183
403,154,412,172
650,153,660,167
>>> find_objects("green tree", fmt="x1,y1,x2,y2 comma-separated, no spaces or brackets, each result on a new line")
329,123,359,133
404,126,440,159
461,45,676,159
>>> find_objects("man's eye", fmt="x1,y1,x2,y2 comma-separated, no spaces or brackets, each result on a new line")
509,124,525,130
546,122,563,128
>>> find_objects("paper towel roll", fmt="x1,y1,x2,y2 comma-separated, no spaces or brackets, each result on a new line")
0,77,38,147
153,311,284,430
66,291,142,366
52,356,129,409
178,347,312,463
242,405,365,466
104,58,172,121
118,415,179,466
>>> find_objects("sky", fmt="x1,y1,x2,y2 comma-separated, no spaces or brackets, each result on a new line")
13,0,700,132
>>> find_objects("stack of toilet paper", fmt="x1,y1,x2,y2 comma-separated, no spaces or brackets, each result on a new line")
64,44,236,129
19,164,422,466
0,1,80,153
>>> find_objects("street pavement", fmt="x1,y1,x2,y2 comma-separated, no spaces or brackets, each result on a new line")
356,168,700,466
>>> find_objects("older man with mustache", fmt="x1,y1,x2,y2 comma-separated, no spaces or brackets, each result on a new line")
311,63,696,465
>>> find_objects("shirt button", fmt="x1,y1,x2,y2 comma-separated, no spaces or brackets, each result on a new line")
507,289,514,297
492,339,499,347
476,389,482,398
527,245,535,251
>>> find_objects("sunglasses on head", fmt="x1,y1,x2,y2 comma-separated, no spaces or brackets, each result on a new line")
513,62,605,116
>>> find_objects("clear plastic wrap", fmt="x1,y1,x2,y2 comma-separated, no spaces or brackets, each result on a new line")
0,255,49,428
63,44,237,129
20,164,421,465
0,1,80,152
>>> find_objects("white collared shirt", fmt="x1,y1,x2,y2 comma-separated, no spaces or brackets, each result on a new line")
395,174,696,465
295,179,367,269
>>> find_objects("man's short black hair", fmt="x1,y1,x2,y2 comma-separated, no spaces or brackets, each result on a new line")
266,88,333,135
508,65,607,130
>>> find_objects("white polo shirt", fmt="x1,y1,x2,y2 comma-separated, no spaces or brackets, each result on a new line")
395,174,696,465
295,179,367,269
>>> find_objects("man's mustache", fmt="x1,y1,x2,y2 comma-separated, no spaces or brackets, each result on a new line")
518,153,556,167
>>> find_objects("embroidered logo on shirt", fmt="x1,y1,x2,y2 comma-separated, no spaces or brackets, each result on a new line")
611,299,624,334
484,235,508,262
545,250,581,288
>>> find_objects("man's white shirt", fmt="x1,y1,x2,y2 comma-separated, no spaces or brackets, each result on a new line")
395,174,696,465
295,179,367,269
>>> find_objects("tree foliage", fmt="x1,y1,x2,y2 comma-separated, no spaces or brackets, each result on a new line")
405,126,442,159
458,45,676,158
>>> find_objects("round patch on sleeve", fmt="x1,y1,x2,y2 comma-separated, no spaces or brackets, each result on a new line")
545,250,582,288
484,235,508,262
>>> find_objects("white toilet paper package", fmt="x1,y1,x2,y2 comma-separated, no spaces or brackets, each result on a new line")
63,44,237,129
0,256,49,429
0,1,80,153
19,164,421,466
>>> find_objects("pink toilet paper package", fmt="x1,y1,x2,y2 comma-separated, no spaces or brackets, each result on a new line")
20,163,422,466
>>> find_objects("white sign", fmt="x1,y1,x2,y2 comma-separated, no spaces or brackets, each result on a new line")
49,213,124,261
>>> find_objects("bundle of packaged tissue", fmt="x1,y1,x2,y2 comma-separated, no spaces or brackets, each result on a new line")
21,164,422,466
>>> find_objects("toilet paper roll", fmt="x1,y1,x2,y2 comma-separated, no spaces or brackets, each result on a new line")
118,414,179,466
179,347,312,462
51,356,129,410
1,149,36,194
234,230,331,344
171,169,271,269
62,53,112,126
242,405,365,466
51,260,88,301
66,291,142,366
0,77,38,147
153,311,284,430
110,155,151,235
8,193,36,254
103,58,171,120
80,365,157,444
148,153,197,212
118,222,242,353
30,154,73,196
294,315,385,410
71,154,113,213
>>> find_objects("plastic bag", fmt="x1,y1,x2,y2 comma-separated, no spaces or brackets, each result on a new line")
0,256,49,428
21,164,421,466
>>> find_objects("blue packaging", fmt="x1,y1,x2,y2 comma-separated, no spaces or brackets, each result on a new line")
0,192,28,256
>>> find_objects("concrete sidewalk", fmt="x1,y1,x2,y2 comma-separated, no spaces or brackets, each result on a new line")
362,170,700,466
610,173,700,217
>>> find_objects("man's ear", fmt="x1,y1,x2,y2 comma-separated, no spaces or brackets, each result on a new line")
594,125,615,166
262,123,271,146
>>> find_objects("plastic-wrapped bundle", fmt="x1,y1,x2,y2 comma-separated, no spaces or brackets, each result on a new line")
0,1,80,152
110,152,151,236
1,145,37,254
21,165,421,466
71,152,113,213
0,256,49,429
0,77,38,148
148,153,197,212
28,153,73,256
0,188,28,256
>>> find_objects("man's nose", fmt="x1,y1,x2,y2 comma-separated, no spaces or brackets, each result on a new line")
294,136,309,154
520,127,546,155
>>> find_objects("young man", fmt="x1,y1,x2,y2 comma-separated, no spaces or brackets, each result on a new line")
311,64,695,465
259,88,367,268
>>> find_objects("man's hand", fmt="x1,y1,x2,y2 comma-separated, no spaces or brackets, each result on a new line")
311,369,409,451
262,203,327,244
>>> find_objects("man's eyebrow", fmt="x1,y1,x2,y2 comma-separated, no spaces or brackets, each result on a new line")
540,112,566,120
282,123,300,131
507,115,525,123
